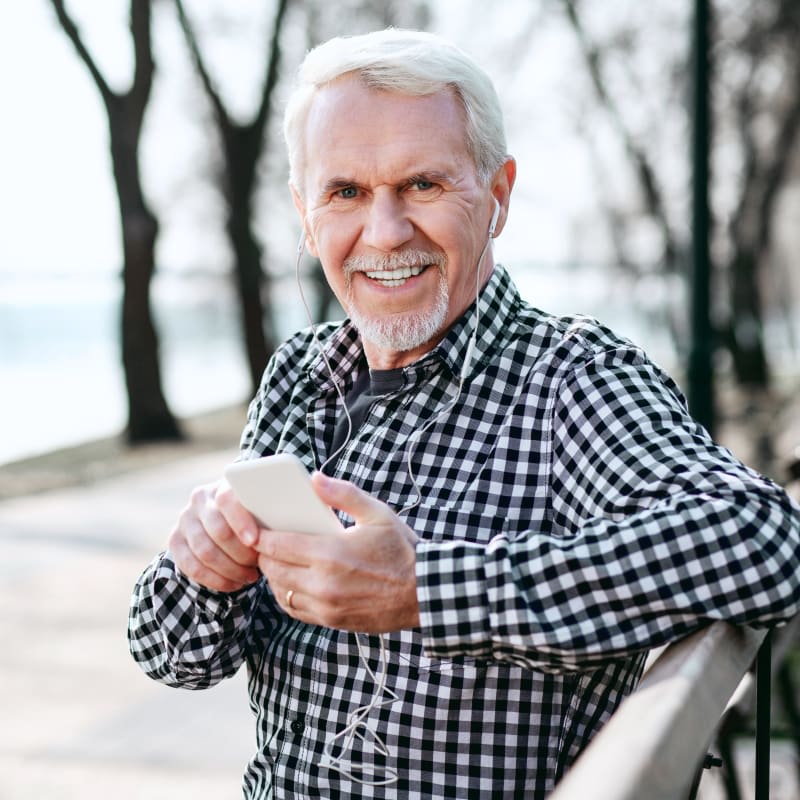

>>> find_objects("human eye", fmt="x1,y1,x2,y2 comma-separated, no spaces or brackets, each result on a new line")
335,185,359,200
404,172,450,198
408,176,436,192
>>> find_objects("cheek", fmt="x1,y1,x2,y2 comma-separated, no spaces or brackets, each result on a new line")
445,236,488,308
310,216,354,263
311,219,359,284
305,232,319,259
317,256,351,310
449,270,477,315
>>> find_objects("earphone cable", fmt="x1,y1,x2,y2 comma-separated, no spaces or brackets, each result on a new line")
292,230,398,787
292,232,354,476
400,231,492,513
290,218,494,781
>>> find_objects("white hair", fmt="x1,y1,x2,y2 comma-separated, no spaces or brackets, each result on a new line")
283,28,507,193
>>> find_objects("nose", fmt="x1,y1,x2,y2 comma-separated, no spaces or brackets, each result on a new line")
360,190,415,252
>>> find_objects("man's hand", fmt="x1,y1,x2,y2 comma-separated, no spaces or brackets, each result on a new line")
254,472,421,633
167,480,261,593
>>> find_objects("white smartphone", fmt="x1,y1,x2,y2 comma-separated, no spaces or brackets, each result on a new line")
224,453,343,535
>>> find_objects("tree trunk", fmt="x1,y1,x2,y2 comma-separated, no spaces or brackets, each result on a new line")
224,126,275,389
174,0,292,392
728,247,769,387
227,192,273,388
120,209,181,441
49,0,181,443
108,100,182,442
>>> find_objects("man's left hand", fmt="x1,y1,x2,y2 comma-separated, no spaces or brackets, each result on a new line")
254,472,420,633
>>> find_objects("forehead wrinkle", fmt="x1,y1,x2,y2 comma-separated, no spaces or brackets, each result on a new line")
301,77,481,197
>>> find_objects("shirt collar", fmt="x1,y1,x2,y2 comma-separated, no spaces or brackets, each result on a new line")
305,264,521,388
304,322,363,391
430,264,520,380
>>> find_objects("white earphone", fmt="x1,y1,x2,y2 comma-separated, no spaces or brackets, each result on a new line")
457,198,500,379
488,198,501,238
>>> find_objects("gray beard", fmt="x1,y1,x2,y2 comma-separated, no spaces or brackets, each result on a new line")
343,252,449,353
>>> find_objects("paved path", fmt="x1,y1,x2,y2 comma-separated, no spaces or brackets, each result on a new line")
0,449,254,799
2,445,798,799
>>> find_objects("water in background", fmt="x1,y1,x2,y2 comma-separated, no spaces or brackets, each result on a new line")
2,271,243,465
6,261,790,467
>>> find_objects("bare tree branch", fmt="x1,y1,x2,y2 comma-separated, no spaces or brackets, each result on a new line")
755,54,800,254
48,0,114,105
130,0,155,115
172,0,294,388
253,0,291,141
561,0,679,269
173,0,230,130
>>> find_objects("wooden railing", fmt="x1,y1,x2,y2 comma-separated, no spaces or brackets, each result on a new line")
550,622,768,800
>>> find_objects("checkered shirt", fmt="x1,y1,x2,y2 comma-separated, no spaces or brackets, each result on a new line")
129,265,800,799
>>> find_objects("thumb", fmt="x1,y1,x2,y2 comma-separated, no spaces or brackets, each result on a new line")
310,471,390,525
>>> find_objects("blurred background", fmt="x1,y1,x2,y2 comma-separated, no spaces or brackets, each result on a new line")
1,1,799,798
2,0,797,477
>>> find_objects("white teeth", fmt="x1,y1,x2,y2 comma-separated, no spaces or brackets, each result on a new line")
364,264,425,286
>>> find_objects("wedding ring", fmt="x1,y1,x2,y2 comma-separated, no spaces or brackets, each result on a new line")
286,589,295,609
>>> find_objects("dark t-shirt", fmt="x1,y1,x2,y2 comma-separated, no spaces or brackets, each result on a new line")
325,363,405,472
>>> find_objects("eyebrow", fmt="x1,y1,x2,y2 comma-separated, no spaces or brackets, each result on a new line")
404,170,457,185
319,169,459,198
320,178,357,195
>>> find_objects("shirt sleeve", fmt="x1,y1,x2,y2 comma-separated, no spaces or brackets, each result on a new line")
415,347,800,672
127,551,263,689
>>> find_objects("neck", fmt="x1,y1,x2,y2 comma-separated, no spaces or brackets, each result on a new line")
361,334,444,370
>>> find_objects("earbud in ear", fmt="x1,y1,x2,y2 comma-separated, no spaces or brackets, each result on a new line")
488,199,501,238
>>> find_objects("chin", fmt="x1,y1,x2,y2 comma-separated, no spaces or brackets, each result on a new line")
351,307,447,353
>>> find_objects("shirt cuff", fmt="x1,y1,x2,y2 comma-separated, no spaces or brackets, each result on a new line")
415,539,493,659
151,552,262,628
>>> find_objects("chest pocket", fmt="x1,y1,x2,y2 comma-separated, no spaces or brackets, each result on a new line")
400,441,554,544
403,502,505,545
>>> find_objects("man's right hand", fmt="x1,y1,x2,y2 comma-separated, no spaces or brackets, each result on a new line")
166,480,261,593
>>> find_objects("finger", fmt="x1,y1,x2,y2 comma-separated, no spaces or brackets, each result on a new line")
310,471,390,525
193,485,260,568
277,583,302,616
259,557,317,621
183,511,260,585
168,522,257,593
215,481,262,548
254,528,321,566
310,473,418,546
277,586,316,624
179,488,260,585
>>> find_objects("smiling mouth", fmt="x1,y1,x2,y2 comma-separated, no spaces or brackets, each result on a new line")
363,264,428,288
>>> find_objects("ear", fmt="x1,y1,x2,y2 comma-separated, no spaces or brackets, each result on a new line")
290,183,319,258
488,157,517,239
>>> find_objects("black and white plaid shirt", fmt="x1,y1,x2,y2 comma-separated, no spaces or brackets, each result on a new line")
129,265,800,798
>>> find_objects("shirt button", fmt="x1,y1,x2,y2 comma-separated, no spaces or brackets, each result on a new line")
290,717,305,735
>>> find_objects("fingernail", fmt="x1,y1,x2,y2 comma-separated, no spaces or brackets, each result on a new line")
242,528,257,546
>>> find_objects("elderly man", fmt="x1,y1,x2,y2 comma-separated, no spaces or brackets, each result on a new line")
129,29,800,799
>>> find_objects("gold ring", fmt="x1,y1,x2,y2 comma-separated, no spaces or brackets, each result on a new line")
286,589,294,609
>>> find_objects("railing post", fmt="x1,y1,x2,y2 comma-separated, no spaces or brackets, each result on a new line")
688,0,715,435
754,629,772,800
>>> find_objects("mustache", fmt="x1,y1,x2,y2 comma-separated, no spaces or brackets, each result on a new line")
343,250,446,276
